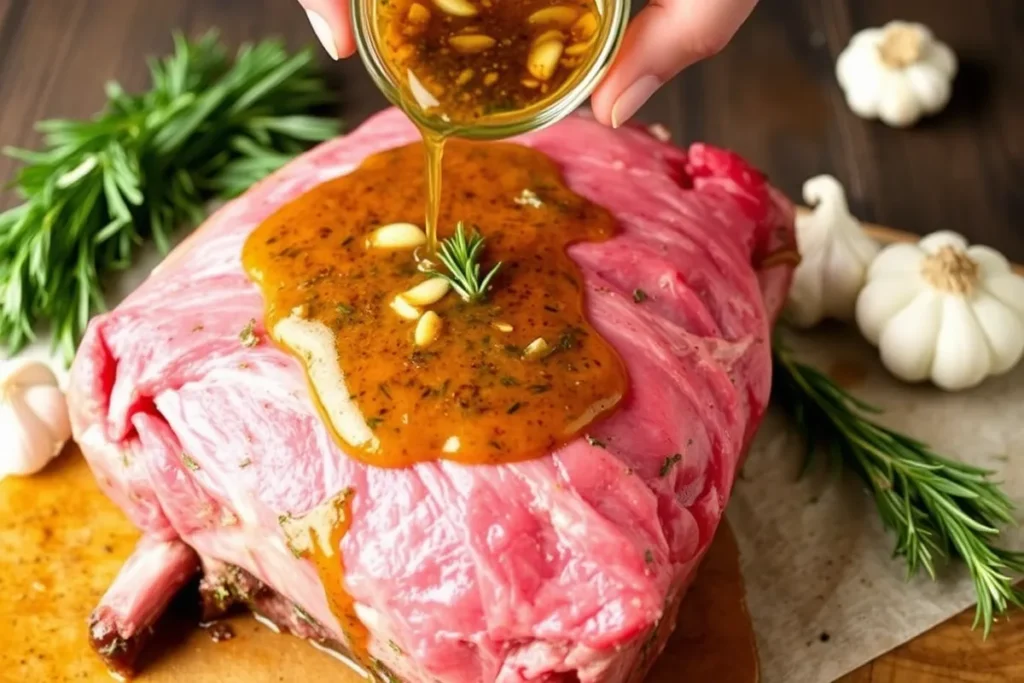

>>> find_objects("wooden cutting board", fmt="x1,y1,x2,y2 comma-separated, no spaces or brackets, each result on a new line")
0,447,759,682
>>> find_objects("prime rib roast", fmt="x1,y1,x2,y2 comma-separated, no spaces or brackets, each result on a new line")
68,108,795,682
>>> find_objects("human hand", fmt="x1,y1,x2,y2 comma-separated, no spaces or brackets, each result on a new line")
296,0,757,127
297,0,356,60
590,0,758,127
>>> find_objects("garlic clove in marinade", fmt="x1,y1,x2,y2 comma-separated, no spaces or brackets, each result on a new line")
0,359,72,478
784,175,880,328
856,231,1024,391
836,21,957,128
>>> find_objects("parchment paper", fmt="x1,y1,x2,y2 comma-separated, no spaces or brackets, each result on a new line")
729,326,1024,683
5,239,1022,682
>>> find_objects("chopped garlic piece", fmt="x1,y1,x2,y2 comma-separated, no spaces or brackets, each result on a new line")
407,3,431,23
533,29,566,47
449,34,496,54
432,0,478,18
415,311,443,346
528,6,578,26
515,189,543,208
407,70,441,110
572,11,598,40
523,337,551,360
390,295,423,321
402,279,451,306
564,41,592,57
527,39,564,81
367,223,428,250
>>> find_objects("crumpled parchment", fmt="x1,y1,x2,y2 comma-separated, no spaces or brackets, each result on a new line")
728,325,1024,683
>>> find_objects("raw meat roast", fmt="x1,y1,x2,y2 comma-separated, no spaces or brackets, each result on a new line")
69,108,795,682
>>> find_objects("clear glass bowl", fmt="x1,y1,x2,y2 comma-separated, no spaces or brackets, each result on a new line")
352,0,630,140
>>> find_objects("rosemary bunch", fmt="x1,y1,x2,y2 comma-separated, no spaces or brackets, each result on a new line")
0,32,340,361
772,333,1024,634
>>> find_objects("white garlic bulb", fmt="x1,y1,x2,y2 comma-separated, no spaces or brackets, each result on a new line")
856,231,1024,391
1,360,72,478
836,21,957,128
785,175,880,328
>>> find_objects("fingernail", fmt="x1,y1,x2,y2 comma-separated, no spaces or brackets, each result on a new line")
306,9,339,60
611,75,661,128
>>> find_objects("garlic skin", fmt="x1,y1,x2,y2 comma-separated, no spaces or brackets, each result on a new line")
785,175,880,328
0,360,72,478
856,231,1024,391
836,21,957,128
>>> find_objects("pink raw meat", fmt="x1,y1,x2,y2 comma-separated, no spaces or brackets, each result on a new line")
68,108,794,682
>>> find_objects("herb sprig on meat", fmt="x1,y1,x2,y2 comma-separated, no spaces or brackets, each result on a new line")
431,222,502,304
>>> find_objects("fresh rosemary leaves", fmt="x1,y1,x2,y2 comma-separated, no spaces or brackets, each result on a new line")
0,32,340,361
772,333,1024,634
432,222,502,303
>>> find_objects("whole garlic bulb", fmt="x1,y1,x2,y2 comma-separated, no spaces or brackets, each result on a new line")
836,21,957,128
785,175,880,328
1,360,71,478
856,231,1024,391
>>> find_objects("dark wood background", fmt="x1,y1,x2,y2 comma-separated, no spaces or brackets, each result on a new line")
1,1,1022,681
1,0,1022,261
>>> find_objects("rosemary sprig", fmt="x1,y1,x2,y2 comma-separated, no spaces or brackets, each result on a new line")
772,332,1024,635
0,31,340,361
432,222,502,303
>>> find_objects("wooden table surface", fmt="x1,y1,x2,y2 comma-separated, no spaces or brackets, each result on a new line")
1,0,1022,681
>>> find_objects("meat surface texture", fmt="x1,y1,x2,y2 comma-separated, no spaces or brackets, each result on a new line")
68,108,794,682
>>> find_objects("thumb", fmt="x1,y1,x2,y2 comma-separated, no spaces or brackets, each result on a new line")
591,0,758,128
298,0,356,59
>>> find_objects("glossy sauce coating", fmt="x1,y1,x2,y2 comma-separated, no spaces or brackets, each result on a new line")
242,140,626,467
378,0,602,124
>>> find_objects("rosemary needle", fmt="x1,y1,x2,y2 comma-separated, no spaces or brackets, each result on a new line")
0,31,340,362
772,330,1024,635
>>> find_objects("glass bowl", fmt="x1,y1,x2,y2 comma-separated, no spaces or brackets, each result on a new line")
352,0,630,140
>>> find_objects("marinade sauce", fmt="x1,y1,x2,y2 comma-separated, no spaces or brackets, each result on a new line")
242,140,626,469
277,489,367,660
374,0,605,252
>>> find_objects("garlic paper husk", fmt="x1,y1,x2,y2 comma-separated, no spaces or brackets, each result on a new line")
856,231,1024,391
785,175,880,328
1,360,72,478
836,21,957,128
